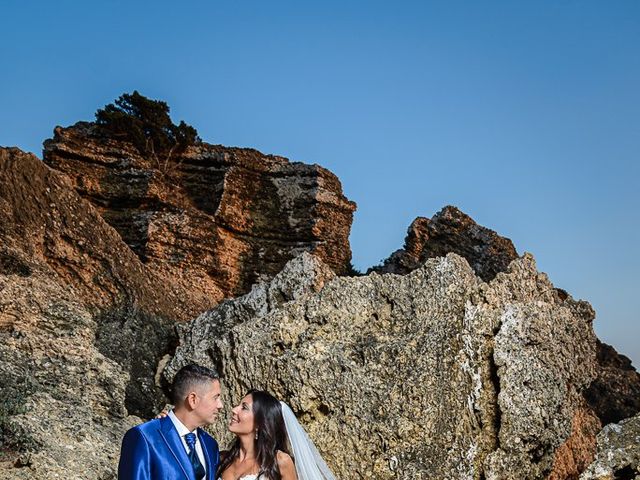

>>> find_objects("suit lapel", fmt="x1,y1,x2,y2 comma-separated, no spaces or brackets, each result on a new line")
159,416,195,480
198,429,216,480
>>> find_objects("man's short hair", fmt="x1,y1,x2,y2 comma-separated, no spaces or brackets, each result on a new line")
171,364,219,404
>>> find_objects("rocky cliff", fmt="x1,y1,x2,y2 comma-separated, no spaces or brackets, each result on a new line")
585,340,640,426
0,147,188,478
1,130,639,480
373,206,640,431
580,412,640,479
0,136,355,478
43,123,356,302
167,252,601,479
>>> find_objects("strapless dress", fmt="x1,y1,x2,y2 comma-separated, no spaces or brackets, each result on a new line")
218,476,263,480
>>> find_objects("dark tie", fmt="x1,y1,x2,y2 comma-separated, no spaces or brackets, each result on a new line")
185,432,206,480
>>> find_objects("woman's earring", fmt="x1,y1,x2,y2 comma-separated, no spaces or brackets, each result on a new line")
255,430,258,440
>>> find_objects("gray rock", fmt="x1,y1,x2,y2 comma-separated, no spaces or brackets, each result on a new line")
0,147,179,478
584,339,640,426
580,413,640,480
167,252,598,479
0,262,138,480
164,252,336,379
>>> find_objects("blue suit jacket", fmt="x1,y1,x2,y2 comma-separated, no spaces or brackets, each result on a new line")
118,415,219,480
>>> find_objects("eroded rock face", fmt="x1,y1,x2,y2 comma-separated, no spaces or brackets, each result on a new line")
167,252,598,479
371,205,640,465
370,205,518,282
584,340,640,426
43,123,356,302
0,147,201,478
2,141,635,480
0,266,139,479
579,413,640,480
162,252,336,380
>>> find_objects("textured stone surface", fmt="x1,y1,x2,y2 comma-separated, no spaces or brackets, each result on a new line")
585,339,640,426
168,252,598,479
371,205,640,418
43,123,356,302
548,406,602,480
580,413,640,480
163,252,336,380
0,147,192,478
370,205,518,282
2,141,636,479
0,274,139,479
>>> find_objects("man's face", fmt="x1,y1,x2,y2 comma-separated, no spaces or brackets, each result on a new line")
192,379,223,427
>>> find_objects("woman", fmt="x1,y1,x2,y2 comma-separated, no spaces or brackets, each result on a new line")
218,390,335,480
218,390,295,480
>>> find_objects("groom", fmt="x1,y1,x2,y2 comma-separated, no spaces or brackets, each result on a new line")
118,364,223,480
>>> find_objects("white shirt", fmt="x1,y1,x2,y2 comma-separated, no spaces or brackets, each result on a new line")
168,409,207,475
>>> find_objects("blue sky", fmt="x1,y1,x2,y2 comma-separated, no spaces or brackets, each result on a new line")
1,1,638,366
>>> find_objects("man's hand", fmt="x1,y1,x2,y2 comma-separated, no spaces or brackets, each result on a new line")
155,404,172,419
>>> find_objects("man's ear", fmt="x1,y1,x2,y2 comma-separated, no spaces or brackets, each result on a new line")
186,391,199,409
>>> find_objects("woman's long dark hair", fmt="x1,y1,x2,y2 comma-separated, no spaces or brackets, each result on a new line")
217,390,292,480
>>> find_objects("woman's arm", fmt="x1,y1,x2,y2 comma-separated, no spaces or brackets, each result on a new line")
277,451,297,480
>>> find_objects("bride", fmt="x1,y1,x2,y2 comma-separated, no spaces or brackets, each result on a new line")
217,390,335,480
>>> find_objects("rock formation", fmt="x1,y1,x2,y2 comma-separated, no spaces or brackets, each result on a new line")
0,133,354,478
0,147,196,478
580,412,640,479
584,340,640,426
43,123,356,302
373,205,640,430
1,128,638,480
370,205,518,282
167,251,600,479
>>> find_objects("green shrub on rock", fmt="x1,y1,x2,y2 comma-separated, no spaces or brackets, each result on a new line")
95,91,200,174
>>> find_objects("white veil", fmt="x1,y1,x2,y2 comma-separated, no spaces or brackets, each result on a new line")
280,401,336,480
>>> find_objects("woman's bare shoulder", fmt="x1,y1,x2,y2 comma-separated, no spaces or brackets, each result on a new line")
276,450,296,479
276,450,294,467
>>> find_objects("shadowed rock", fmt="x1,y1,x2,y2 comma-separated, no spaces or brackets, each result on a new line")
0,147,203,478
584,339,640,425
370,205,518,282
43,123,356,302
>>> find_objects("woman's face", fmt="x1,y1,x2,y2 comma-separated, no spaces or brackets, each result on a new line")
228,394,256,436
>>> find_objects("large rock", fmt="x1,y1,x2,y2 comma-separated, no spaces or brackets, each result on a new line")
0,136,354,479
167,252,599,479
0,260,138,479
43,123,356,302
584,340,640,426
580,413,640,479
372,205,640,455
370,205,518,282
163,252,337,378
2,138,635,480
0,147,201,478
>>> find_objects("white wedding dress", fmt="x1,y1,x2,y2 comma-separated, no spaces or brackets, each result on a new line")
218,476,263,480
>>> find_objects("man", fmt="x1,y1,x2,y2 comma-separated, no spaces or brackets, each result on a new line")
118,364,223,480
